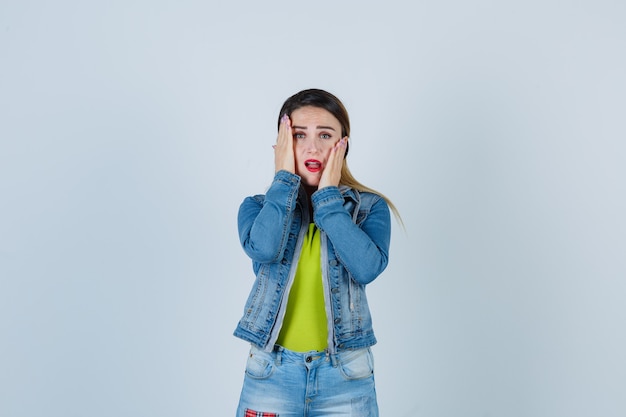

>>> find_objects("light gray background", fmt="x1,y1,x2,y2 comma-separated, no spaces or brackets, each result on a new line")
1,1,625,416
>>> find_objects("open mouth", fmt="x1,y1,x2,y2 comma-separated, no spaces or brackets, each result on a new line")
305,159,322,173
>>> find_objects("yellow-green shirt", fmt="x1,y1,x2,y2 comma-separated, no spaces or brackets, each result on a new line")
276,223,328,352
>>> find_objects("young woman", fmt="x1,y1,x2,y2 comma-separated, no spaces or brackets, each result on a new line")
234,89,399,417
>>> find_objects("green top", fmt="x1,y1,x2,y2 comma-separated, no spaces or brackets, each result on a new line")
276,223,328,352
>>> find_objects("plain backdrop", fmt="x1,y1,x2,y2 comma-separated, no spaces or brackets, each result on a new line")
1,1,625,416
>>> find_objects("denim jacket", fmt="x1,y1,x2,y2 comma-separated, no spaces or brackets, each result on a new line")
234,170,391,354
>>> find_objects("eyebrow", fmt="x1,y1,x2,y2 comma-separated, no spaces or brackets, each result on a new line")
292,125,337,131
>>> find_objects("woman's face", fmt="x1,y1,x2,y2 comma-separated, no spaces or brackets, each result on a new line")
290,106,343,188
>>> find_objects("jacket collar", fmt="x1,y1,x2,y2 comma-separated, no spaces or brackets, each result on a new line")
339,185,360,205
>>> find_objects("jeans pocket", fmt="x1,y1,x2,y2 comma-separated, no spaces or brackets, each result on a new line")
338,348,374,380
245,347,275,379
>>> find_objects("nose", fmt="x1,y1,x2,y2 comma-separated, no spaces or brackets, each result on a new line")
304,138,320,153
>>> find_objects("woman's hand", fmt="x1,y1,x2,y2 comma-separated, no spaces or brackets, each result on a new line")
273,114,295,174
318,137,348,189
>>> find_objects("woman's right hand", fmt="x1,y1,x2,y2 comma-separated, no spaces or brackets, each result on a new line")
274,114,295,174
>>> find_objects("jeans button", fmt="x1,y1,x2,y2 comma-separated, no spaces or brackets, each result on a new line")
306,356,312,363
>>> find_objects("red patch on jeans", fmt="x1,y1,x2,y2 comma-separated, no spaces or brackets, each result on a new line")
244,409,278,417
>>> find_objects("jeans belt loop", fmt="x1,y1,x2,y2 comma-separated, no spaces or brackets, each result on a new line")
329,351,339,368
274,345,283,366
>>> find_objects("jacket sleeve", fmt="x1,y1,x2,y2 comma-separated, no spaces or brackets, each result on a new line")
238,170,301,264
312,186,391,285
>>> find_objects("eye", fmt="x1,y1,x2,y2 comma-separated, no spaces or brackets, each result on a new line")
320,133,332,140
294,132,305,139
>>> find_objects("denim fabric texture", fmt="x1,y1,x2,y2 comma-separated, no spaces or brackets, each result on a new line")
236,345,379,417
234,170,391,354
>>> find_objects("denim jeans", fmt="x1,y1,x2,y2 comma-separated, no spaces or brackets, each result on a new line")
236,345,379,417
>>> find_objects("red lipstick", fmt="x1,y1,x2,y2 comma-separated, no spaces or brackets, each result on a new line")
305,159,322,173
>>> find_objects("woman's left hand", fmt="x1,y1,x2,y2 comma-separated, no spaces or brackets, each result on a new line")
318,137,348,189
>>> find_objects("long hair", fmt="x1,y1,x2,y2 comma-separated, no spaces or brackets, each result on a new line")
278,89,403,225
